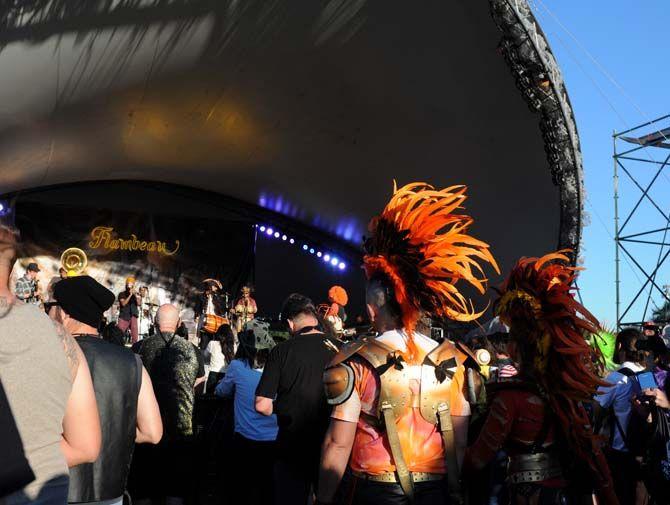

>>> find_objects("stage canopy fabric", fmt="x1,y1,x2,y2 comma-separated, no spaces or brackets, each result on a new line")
0,0,584,296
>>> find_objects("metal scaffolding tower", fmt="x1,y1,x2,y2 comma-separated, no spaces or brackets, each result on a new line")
614,113,670,329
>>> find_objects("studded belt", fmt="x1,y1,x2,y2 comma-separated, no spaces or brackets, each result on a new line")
350,469,445,484
507,453,563,484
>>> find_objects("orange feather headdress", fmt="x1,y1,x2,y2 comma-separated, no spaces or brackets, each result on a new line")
328,286,349,306
363,182,499,335
494,251,617,505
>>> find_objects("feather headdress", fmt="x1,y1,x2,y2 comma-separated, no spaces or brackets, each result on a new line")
495,251,617,505
363,182,499,335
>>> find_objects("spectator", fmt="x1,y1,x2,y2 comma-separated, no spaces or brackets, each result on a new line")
594,328,648,505
101,322,125,347
50,276,163,505
487,331,518,382
0,223,101,505
132,304,206,505
255,293,339,505
204,323,236,384
215,320,278,505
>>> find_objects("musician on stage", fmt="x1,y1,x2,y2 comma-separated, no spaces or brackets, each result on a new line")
233,285,257,333
117,276,142,344
138,286,154,340
195,279,228,349
15,262,41,304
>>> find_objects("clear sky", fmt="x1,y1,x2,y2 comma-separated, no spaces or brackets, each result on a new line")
530,1,670,327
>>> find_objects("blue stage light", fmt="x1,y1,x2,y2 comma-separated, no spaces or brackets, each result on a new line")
274,232,280,238
289,238,295,244
302,244,308,251
259,225,266,232
323,254,331,262
266,228,274,236
317,251,322,258
331,257,339,266
338,262,346,270
309,248,315,254
282,235,287,241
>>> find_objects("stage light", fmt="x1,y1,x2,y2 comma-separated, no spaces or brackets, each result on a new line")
266,228,274,236
289,238,295,244
302,244,308,251
331,257,339,266
309,248,315,254
259,225,266,232
324,254,331,262
282,235,287,241
274,232,280,238
0,203,4,212
317,251,322,258
338,262,346,270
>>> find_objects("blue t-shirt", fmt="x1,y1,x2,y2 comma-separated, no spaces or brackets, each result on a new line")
215,359,278,442
595,361,645,452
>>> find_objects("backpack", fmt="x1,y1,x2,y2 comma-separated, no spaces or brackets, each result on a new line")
606,367,647,457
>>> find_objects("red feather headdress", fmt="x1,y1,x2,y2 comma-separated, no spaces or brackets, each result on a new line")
363,182,499,336
495,251,618,505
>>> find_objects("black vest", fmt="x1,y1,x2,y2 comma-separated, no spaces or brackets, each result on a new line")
68,336,141,503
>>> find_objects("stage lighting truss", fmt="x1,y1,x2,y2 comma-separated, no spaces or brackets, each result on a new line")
613,114,670,329
491,0,584,258
256,224,347,271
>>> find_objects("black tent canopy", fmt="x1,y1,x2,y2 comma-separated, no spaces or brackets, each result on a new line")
0,0,584,302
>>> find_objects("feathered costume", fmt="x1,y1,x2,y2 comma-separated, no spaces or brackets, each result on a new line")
467,251,618,505
363,182,499,360
323,182,499,504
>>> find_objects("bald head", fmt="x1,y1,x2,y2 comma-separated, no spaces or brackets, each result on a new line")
157,304,180,333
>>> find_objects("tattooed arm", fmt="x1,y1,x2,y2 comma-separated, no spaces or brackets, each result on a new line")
56,327,102,467
57,325,80,381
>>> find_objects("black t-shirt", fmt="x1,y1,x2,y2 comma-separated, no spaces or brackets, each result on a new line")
118,290,139,320
256,331,338,457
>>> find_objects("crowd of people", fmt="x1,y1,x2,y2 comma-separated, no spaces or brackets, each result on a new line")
1,181,670,505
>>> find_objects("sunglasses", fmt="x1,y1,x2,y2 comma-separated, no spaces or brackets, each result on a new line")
43,301,60,314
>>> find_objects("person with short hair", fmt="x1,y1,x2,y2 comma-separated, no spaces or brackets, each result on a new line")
216,320,278,505
15,262,40,303
50,276,163,505
0,224,101,505
594,328,649,505
255,293,339,505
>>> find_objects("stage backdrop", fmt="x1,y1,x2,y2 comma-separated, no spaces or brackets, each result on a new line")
14,200,255,324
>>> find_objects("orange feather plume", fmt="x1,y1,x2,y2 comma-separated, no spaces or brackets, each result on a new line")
363,182,499,335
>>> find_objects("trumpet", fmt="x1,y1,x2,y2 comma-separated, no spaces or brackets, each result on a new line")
60,248,88,277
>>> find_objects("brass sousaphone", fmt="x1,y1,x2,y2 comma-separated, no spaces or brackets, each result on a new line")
60,247,88,277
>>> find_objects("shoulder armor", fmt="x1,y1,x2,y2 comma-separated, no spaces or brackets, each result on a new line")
323,363,355,405
327,335,395,369
427,339,480,372
425,339,458,367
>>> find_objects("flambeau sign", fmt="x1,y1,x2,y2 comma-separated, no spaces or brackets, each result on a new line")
89,226,180,256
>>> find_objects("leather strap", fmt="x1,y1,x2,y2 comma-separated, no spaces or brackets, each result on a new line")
381,401,414,501
437,402,464,505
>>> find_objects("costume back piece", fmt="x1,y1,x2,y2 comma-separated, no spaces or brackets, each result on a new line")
324,182,499,505
464,252,619,505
